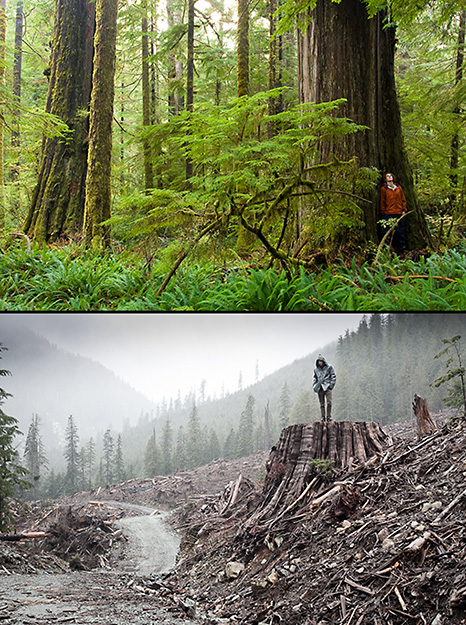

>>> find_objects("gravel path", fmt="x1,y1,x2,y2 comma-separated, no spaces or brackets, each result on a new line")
0,505,196,625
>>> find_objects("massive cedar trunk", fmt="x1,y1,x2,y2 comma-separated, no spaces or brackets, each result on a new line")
298,0,431,249
24,0,95,243
83,0,118,249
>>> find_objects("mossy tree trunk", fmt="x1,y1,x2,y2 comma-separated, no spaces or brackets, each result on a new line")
298,0,431,249
167,0,183,116
83,0,118,249
185,0,194,180
142,0,154,191
237,0,249,98
11,1,23,153
0,0,6,235
23,0,95,244
450,10,465,210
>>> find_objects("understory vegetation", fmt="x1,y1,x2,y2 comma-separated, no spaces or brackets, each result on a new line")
1,243,466,311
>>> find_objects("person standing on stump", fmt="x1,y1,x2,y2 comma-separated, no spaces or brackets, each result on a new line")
313,354,336,422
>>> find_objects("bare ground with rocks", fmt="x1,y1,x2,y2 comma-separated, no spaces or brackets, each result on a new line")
2,419,466,625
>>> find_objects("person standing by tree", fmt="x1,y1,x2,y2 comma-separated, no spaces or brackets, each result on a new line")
313,354,336,422
380,172,407,255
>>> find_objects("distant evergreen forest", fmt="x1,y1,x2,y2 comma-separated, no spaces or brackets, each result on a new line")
17,313,466,500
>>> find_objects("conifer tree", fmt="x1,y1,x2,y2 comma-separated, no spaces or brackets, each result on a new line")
187,402,202,468
64,415,79,495
23,413,47,497
102,429,115,485
161,418,173,474
223,427,238,459
144,430,160,477
174,425,187,470
238,394,255,457
278,381,291,429
0,345,28,529
114,434,125,483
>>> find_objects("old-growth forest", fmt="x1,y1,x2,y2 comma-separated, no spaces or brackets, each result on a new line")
0,0,466,310
2,312,465,500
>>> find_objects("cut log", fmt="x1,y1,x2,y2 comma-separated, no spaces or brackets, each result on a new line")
412,394,438,438
0,531,48,541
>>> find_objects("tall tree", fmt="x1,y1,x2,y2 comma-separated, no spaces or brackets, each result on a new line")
185,0,195,179
83,0,119,248
144,430,160,477
142,0,154,190
294,0,431,249
187,401,202,468
0,345,28,530
0,0,6,234
278,381,291,429
161,417,173,475
114,434,125,483
24,0,96,243
64,415,79,494
450,9,466,208
238,394,255,456
11,1,23,153
102,429,114,484
237,0,249,97
23,413,47,496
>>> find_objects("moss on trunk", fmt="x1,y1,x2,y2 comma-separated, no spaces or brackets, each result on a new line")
23,0,95,244
83,0,118,249
298,0,431,249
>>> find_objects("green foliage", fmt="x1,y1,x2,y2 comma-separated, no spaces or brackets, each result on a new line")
431,335,466,417
0,346,29,530
112,91,373,265
1,244,466,311
309,458,334,477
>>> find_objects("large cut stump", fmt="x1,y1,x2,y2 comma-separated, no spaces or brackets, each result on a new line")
243,421,390,531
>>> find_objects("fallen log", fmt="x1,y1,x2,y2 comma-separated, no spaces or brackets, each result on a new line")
0,531,48,542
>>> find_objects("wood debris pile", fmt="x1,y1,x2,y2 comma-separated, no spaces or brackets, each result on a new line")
79,452,267,510
161,418,466,625
0,502,127,573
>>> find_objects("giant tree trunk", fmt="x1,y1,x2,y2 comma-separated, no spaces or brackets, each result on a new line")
24,0,95,243
83,0,118,249
244,421,390,531
298,0,431,249
185,0,194,180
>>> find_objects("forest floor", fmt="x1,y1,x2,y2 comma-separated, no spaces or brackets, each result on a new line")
2,420,466,624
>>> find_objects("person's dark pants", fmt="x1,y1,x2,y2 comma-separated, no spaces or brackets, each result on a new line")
380,213,406,253
318,389,332,421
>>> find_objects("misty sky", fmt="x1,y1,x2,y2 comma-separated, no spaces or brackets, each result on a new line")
20,313,364,403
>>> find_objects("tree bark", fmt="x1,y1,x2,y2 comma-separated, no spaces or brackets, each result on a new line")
243,421,389,531
185,0,195,180
450,10,465,209
237,0,249,97
23,0,95,243
142,1,154,191
83,0,118,249
0,0,6,234
412,394,438,438
167,0,183,116
11,1,23,153
298,0,431,249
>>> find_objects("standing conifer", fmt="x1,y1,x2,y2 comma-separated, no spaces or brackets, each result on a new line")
238,394,255,457
64,415,79,495
23,414,47,497
0,345,28,530
187,402,202,468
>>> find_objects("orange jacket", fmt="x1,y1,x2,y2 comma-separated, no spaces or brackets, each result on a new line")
380,184,406,215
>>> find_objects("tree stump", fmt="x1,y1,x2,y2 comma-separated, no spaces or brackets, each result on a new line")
244,421,390,530
412,394,438,438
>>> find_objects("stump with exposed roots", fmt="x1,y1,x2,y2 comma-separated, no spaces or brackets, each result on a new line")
243,421,390,531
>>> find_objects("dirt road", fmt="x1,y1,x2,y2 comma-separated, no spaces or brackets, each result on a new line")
0,504,197,625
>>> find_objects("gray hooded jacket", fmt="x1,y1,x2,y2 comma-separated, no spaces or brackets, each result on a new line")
313,354,336,393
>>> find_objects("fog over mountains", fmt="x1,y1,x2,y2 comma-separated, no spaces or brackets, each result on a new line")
0,316,158,444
